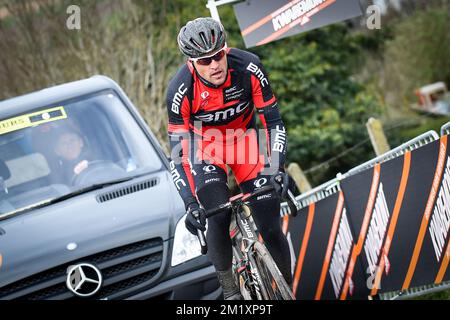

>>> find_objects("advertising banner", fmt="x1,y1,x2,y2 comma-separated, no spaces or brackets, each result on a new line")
285,136,450,299
233,0,362,48
286,192,367,300
339,136,450,297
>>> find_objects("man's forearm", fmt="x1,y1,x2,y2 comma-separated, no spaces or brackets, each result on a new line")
258,103,288,171
168,135,197,208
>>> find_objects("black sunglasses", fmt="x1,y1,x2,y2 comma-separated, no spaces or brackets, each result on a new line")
191,47,227,66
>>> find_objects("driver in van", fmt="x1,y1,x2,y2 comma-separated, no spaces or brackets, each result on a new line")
52,126,91,183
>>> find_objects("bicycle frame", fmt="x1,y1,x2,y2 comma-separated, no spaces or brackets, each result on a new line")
228,196,267,300
199,182,299,300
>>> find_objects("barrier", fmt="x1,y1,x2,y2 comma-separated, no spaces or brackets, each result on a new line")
441,122,450,136
281,130,439,215
343,130,439,177
282,121,450,300
280,178,340,216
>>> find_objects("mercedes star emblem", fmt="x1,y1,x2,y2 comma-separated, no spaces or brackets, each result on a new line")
66,263,103,297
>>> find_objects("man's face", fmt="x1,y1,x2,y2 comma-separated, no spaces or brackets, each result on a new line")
54,132,84,161
192,48,228,86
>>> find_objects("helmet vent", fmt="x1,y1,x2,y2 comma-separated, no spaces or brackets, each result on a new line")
211,30,216,45
199,31,207,47
190,38,202,50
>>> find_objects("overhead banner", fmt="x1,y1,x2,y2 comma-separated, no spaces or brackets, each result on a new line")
233,0,363,48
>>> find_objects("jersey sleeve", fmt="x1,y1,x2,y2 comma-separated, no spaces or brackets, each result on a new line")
247,54,287,171
166,70,197,208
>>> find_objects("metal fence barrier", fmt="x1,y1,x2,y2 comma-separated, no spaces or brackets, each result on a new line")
280,129,440,215
280,178,341,215
441,121,450,136
343,130,439,178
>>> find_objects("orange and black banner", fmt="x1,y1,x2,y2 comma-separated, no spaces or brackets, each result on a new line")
233,0,362,48
286,192,367,300
340,136,450,297
286,136,450,299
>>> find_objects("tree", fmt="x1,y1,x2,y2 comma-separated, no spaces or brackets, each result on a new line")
383,5,450,108
0,0,208,153
0,1,382,185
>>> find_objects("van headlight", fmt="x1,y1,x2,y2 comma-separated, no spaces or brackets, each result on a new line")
171,214,208,267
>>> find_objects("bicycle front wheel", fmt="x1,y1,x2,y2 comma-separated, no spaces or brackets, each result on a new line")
250,241,295,300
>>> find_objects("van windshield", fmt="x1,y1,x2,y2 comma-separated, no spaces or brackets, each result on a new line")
0,91,162,217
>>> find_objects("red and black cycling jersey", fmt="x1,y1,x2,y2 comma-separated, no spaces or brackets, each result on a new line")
166,47,287,208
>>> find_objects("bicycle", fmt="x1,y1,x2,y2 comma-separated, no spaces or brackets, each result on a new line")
195,176,300,300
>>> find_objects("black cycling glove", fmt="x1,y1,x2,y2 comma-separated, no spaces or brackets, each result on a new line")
185,202,207,236
270,171,297,199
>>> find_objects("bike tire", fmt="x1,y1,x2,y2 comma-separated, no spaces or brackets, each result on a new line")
250,241,295,300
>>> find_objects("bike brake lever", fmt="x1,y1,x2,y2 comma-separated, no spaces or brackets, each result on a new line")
275,175,300,217
287,189,300,217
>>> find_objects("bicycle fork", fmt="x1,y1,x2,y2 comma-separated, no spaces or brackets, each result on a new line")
230,207,265,300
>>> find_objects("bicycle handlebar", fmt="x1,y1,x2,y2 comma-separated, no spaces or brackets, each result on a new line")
196,177,300,255
197,229,208,255
205,185,275,218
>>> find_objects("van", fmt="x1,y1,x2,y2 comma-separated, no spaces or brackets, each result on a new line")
0,76,220,300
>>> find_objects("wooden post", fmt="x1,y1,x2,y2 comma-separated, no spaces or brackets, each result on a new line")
366,117,391,156
287,162,312,193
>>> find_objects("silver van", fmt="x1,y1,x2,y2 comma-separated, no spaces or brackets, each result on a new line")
0,76,219,300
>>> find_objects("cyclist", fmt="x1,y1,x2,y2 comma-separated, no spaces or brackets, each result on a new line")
166,17,294,300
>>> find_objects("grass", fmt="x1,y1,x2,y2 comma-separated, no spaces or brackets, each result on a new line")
410,288,450,300
399,115,450,140
383,114,450,155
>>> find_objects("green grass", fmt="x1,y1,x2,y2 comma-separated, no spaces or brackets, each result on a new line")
399,116,450,141
411,288,450,300
384,114,450,150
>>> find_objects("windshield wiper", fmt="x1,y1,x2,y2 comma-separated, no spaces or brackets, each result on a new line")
49,176,135,203
0,175,137,221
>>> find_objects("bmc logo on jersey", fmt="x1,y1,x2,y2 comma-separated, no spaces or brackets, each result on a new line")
171,83,187,114
169,160,187,190
195,102,249,123
247,62,268,88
